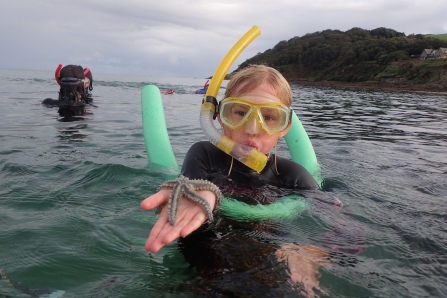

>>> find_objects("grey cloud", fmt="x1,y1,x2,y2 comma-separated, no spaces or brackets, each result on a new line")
1,0,446,78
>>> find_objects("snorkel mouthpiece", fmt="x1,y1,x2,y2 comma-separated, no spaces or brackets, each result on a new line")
217,135,267,171
200,26,267,173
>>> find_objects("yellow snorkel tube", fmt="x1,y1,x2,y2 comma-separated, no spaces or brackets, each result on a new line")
200,26,267,173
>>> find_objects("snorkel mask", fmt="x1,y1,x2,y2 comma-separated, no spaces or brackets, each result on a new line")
218,97,292,135
200,26,269,173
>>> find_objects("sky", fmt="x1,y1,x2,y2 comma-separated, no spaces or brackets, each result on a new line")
1,0,446,79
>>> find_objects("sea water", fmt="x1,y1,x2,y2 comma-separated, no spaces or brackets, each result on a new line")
0,68,446,297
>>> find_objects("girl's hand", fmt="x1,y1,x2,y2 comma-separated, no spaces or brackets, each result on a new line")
141,189,216,253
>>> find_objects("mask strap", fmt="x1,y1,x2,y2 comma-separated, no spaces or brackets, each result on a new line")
274,143,279,175
228,157,234,176
203,96,219,120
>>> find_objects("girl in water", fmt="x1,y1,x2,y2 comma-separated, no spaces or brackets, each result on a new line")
141,65,331,297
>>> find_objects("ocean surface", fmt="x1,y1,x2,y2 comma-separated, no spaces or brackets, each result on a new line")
0,68,446,298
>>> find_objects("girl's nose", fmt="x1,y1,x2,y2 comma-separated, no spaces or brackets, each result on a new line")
244,115,260,135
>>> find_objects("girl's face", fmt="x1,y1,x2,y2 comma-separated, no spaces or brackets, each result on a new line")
218,83,291,155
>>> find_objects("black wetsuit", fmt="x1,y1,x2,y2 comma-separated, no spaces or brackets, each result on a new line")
182,141,318,191
176,141,320,296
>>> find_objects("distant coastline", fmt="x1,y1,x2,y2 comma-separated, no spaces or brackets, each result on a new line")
288,79,447,94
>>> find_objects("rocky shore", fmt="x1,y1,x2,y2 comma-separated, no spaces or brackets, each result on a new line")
289,79,447,94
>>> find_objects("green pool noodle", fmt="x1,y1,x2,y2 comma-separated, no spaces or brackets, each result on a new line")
141,85,178,168
219,195,309,221
284,111,322,186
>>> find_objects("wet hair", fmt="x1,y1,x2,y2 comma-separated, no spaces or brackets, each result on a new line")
224,65,293,106
59,64,84,80
58,65,88,104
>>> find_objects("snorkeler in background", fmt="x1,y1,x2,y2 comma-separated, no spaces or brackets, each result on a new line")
194,79,209,94
161,89,174,95
141,65,333,296
42,64,94,117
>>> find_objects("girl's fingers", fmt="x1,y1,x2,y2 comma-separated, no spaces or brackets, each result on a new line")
141,189,170,210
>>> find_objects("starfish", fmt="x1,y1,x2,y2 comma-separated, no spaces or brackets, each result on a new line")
156,175,222,226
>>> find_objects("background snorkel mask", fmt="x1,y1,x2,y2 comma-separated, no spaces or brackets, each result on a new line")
199,26,268,173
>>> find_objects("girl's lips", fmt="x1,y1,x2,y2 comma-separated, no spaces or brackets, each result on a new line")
241,140,258,150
